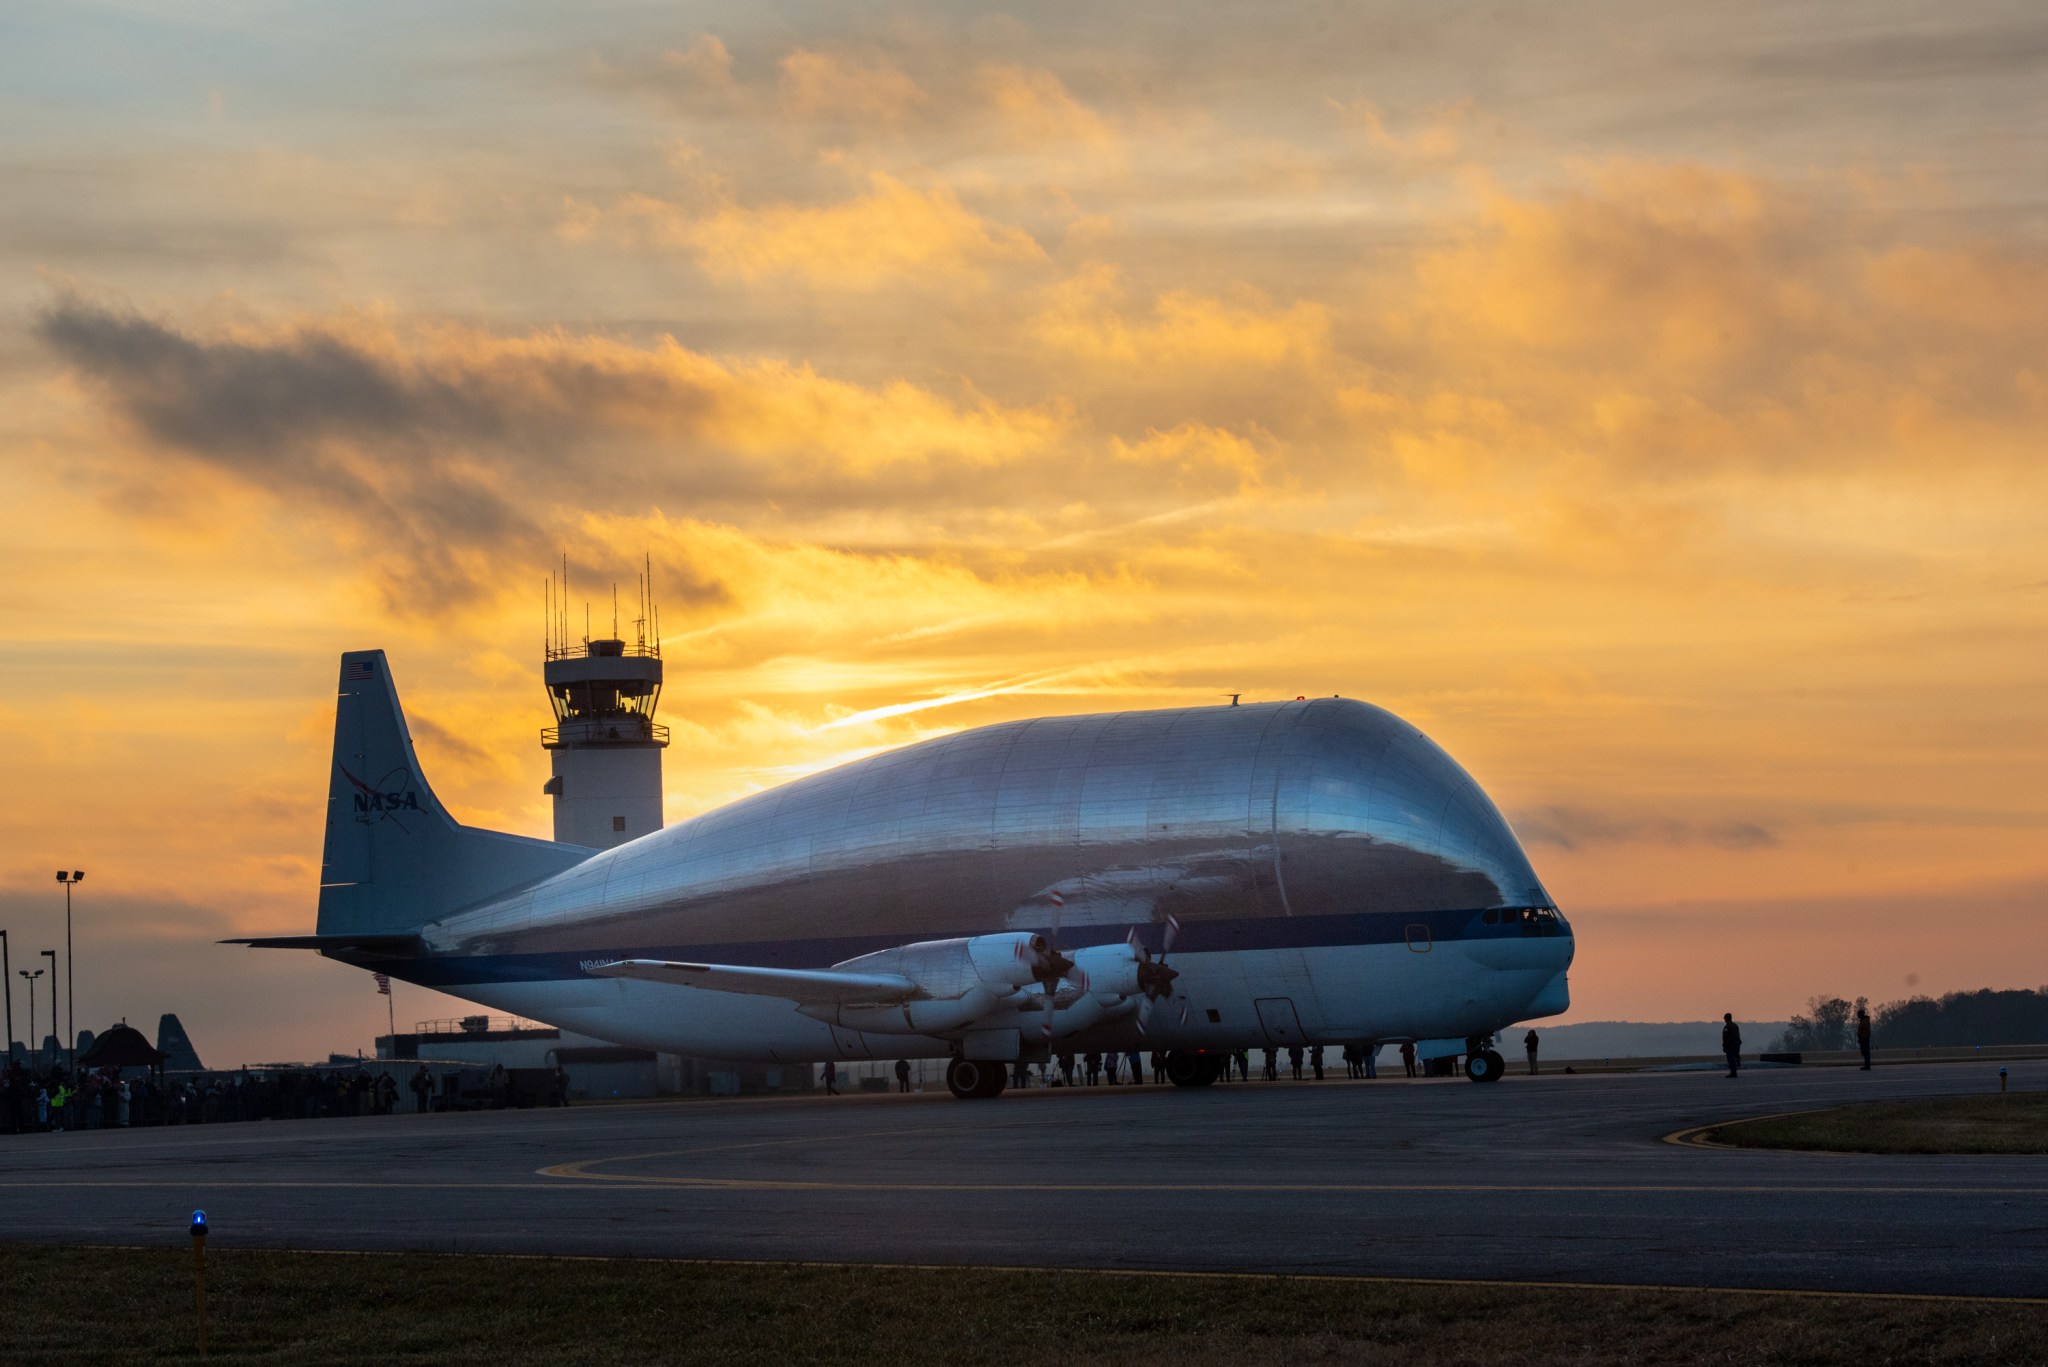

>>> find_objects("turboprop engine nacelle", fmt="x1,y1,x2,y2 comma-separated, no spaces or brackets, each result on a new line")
799,932,1047,1035
1068,942,1142,999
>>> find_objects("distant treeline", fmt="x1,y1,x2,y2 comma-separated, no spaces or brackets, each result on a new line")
1774,988,2048,1051
1876,988,2048,1048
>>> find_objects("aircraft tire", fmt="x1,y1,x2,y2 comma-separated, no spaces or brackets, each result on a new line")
1465,1049,1506,1083
947,1058,1004,1099
1164,1051,1219,1088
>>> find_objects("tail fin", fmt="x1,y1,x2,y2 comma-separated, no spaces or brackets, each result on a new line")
155,1013,205,1071
317,650,594,937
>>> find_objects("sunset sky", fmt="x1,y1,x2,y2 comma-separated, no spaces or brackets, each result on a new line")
3,1,2044,1067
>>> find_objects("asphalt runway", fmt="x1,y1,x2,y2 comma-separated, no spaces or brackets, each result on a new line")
3,1060,2043,1298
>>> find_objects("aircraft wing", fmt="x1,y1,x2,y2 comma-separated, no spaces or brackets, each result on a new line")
586,958,919,1004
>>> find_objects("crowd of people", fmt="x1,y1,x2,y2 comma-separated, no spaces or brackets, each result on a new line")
1,1058,573,1134
995,1042,1413,1088
3,1058,402,1132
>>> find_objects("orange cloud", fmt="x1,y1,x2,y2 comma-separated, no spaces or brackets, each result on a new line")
1331,98,1475,168
605,171,1045,286
977,64,1115,147
779,48,925,125
1110,422,1272,491
1034,265,1330,372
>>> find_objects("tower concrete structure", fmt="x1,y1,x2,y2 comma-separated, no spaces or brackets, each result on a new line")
542,562,668,850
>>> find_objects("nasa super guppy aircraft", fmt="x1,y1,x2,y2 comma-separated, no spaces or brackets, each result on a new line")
232,651,1573,1098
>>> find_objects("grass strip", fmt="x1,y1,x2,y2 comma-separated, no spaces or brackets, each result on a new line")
1707,1091,2048,1154
3,1244,2045,1365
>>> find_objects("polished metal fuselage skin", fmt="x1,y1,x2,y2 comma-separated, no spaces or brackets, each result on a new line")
399,698,1574,1063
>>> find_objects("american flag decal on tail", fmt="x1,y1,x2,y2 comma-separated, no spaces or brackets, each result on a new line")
343,660,375,682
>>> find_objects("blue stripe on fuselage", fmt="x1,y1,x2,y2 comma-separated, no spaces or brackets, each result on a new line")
361,907,1568,990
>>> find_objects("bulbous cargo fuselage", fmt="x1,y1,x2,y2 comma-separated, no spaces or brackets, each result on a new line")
422,697,1573,1060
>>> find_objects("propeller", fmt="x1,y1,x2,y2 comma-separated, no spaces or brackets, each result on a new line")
1035,892,1075,1041
1130,915,1184,1037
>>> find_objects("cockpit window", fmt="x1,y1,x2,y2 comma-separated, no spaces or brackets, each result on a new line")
1488,905,1564,931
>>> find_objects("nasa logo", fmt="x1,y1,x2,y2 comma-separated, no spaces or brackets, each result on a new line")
340,764,423,827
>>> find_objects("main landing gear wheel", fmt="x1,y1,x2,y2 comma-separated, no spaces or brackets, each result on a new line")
1164,1051,1222,1088
945,1057,1009,1099
1465,1049,1506,1083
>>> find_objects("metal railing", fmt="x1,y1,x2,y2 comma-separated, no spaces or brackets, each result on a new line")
541,720,670,746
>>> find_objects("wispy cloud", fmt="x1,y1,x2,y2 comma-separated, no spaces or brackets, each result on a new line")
1512,806,1779,852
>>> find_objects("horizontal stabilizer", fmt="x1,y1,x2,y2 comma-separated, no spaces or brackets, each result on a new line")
222,933,425,958
587,958,917,1004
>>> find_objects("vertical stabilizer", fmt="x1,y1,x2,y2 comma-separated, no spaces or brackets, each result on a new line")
156,1013,204,1071
318,651,596,937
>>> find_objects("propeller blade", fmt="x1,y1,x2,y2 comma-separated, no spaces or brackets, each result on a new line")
1161,914,1181,958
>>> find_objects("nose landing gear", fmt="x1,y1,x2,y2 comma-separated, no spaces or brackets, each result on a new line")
1465,1047,1506,1083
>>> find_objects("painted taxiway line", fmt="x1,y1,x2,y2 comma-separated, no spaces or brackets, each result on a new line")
1663,1106,2048,1154
1665,1111,1826,1149
2,1180,669,1191
40,1244,2048,1307
14,1172,2043,1198
536,1159,2048,1196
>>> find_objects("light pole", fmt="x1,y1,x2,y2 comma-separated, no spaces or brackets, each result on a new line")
1,928,12,1066
57,871,82,1074
40,950,56,1072
19,969,42,1066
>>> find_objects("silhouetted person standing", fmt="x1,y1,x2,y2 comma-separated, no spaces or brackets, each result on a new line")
1524,1029,1540,1076
895,1058,912,1093
1721,1014,1741,1077
1856,1008,1873,1070
1400,1041,1417,1078
822,1060,838,1095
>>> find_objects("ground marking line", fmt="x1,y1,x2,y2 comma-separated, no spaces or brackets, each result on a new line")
34,1245,2048,1307
14,1175,2043,1196
534,1167,2048,1195
2,1181,647,1190
542,1118,1076,1177
1666,1111,1846,1149
1665,1105,2048,1154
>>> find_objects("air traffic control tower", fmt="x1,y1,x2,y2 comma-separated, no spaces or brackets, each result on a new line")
542,563,669,850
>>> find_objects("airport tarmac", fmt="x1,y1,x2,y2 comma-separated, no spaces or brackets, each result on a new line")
2,1060,2042,1298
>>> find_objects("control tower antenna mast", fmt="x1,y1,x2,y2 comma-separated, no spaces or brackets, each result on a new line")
541,554,670,850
